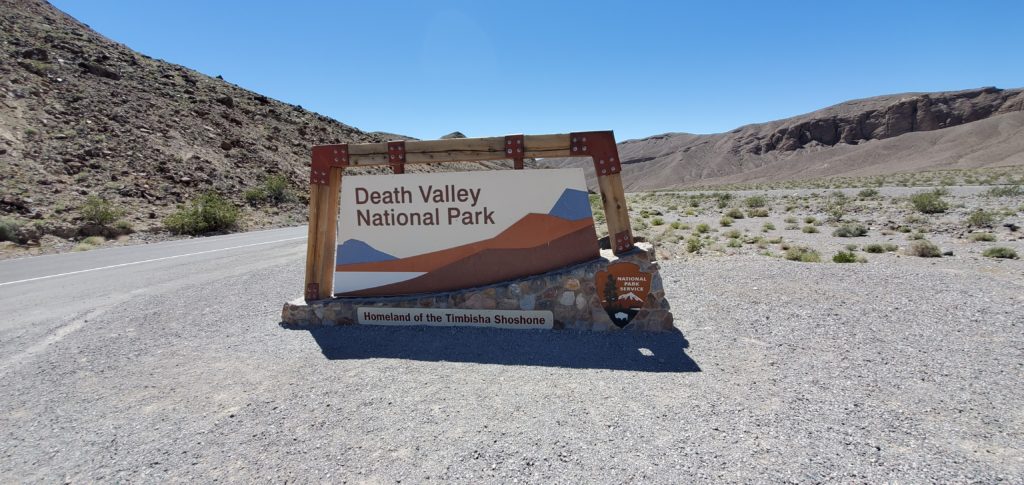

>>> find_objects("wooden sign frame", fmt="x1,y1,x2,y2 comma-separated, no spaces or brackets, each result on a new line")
304,131,634,301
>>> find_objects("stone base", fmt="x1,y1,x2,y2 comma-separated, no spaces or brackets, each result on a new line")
282,243,673,332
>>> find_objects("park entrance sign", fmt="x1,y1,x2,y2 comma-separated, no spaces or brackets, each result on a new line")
335,169,598,296
301,131,635,301
286,131,674,332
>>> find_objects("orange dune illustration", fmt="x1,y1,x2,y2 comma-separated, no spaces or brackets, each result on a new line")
336,213,596,273
336,223,598,296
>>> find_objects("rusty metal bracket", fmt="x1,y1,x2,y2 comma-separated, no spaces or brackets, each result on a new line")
613,230,634,254
505,134,525,169
387,141,406,174
310,144,349,185
569,131,621,176
304,282,320,301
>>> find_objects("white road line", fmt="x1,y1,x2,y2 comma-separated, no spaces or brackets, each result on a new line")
0,236,306,287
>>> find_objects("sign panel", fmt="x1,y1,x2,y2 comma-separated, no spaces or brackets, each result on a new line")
357,307,554,329
335,169,599,296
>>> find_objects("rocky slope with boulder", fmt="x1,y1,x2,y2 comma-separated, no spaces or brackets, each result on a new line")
0,0,513,252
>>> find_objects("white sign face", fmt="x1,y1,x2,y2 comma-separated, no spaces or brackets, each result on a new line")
357,307,554,330
335,169,598,296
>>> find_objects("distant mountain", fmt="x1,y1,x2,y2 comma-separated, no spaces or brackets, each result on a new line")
545,87,1024,190
547,188,592,221
335,239,396,265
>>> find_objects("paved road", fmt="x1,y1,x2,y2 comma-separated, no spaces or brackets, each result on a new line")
0,227,307,362
1,228,1021,482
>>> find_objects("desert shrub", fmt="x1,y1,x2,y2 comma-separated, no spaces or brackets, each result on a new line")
804,216,817,224
686,237,702,253
72,236,106,252
966,210,997,228
748,208,769,217
825,193,848,222
762,222,775,232
907,240,942,258
984,185,1023,197
0,217,22,242
651,217,664,226
719,216,734,227
858,188,879,198
727,238,742,248
634,219,649,231
784,216,797,224
784,246,821,262
670,221,682,230
908,232,924,240
81,196,123,226
767,236,783,244
832,250,859,263
802,225,819,233
245,174,294,206
114,220,134,234
910,190,948,214
864,244,885,253
725,208,745,219
785,224,799,230
744,196,767,208
695,223,710,234
832,223,868,237
968,232,996,242
164,192,240,235
982,247,1019,259
724,229,742,239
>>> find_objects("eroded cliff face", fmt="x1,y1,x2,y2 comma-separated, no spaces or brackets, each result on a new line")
732,87,1024,155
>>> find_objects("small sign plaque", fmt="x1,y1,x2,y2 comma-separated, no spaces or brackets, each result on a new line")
357,307,554,329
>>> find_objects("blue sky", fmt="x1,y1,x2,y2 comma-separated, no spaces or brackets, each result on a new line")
53,0,1024,141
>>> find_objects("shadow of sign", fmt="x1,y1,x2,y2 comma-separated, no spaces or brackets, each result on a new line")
282,324,700,373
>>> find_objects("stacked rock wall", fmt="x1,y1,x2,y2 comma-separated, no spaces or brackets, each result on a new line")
281,243,673,332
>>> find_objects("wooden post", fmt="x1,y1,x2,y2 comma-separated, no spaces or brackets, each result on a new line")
304,167,341,300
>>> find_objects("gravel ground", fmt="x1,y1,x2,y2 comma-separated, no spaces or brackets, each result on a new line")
1,250,1022,482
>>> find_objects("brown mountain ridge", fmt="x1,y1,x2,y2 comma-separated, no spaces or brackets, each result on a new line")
546,87,1024,190
0,0,521,246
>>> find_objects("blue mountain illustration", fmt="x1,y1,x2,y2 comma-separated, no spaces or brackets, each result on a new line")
336,239,397,265
547,188,593,221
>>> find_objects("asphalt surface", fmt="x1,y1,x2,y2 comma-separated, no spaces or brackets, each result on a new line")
1,228,1022,482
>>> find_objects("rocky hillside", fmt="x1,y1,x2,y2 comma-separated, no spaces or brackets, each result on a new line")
547,87,1024,190
0,0,515,248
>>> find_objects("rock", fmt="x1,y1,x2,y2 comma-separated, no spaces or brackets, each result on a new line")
215,96,234,108
440,131,466,139
519,294,536,311
220,140,234,151
564,278,580,291
558,291,576,306
21,47,48,61
77,61,121,80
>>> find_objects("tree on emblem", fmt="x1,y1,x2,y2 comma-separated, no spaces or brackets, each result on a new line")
604,274,618,306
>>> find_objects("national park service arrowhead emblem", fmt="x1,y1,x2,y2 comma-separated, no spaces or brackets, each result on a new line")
595,262,652,328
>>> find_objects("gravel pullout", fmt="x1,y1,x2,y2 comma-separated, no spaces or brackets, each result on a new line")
1,256,1021,482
